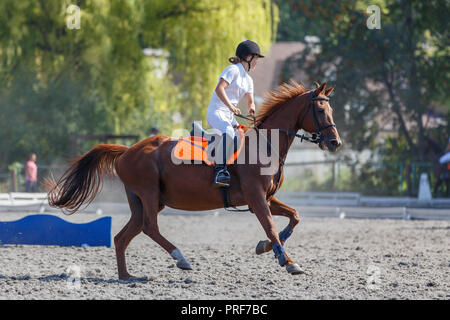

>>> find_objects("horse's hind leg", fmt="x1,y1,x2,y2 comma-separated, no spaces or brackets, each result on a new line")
140,188,192,270
114,189,144,280
255,196,300,255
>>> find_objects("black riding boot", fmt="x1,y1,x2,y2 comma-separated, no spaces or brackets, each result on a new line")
213,133,233,188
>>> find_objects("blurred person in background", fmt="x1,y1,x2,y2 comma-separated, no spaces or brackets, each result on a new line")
25,153,38,192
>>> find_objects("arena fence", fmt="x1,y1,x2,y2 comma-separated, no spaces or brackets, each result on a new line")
1,191,450,220
282,160,442,197
276,191,450,220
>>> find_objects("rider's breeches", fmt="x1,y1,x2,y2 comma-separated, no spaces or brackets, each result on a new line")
206,109,237,165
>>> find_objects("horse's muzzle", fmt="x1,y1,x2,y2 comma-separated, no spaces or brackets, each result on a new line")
320,136,342,152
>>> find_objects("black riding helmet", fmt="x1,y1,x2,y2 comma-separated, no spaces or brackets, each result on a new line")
236,40,264,71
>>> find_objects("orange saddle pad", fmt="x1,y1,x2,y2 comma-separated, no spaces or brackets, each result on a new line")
173,125,245,166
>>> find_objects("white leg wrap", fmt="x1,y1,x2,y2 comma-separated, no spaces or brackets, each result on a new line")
171,248,185,260
170,249,192,270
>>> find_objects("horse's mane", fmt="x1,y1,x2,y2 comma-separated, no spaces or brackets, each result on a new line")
255,79,308,123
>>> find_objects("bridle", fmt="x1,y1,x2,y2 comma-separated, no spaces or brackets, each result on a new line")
296,91,336,144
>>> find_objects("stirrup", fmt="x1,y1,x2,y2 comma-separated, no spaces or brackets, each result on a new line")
214,167,230,188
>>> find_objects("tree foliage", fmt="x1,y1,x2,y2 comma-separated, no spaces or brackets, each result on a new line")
0,0,277,167
276,0,449,161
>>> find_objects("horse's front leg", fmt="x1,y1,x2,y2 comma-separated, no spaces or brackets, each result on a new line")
244,191,303,275
255,196,300,256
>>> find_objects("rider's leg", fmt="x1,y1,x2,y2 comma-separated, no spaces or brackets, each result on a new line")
213,130,235,187
206,110,238,187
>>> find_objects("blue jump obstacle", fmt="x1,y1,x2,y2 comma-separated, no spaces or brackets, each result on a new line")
0,214,112,247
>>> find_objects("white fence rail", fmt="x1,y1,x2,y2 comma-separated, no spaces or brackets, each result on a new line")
1,192,450,220
292,205,450,220
276,192,450,220
277,192,361,206
0,193,119,215
0,192,48,212
277,191,450,208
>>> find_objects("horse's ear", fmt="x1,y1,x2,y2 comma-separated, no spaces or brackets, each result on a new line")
314,82,326,96
325,85,335,97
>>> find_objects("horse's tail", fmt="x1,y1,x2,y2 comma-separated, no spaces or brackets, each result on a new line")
46,144,129,215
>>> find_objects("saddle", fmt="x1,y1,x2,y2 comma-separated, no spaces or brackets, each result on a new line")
173,122,245,166
173,123,249,212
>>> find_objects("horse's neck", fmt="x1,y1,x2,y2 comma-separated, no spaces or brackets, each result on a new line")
257,95,307,162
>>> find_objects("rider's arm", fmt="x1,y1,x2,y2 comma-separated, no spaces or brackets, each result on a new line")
245,92,256,116
215,79,241,115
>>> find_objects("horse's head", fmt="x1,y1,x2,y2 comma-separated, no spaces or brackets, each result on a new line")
300,82,342,152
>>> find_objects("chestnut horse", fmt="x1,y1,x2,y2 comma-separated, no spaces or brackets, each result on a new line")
47,81,341,279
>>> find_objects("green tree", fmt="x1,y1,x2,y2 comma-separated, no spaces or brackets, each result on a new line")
141,0,278,122
0,0,277,168
277,0,449,160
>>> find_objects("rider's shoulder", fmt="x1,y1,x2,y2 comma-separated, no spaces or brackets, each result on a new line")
220,64,240,78
224,64,239,72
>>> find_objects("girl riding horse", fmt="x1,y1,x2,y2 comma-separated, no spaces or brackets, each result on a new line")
207,40,263,187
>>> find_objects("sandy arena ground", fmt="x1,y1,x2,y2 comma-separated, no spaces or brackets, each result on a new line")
0,210,449,300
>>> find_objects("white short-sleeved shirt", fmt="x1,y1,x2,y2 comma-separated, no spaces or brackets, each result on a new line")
207,63,253,113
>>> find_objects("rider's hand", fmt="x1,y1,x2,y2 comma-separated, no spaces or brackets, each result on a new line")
229,105,241,115
248,106,255,116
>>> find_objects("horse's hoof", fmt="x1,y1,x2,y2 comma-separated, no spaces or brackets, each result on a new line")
176,259,193,270
286,263,304,275
118,273,135,280
255,240,271,255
